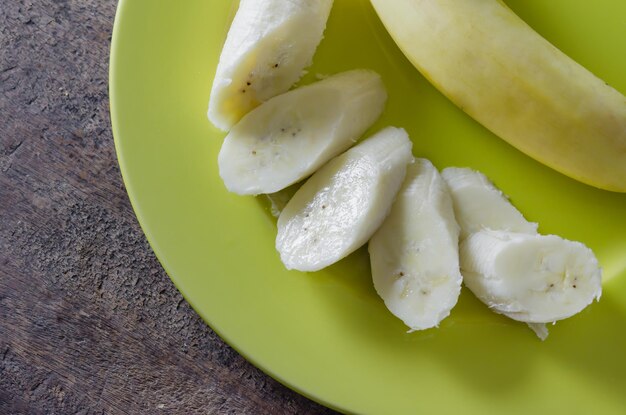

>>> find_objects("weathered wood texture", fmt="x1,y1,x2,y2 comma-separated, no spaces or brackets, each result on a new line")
0,1,336,413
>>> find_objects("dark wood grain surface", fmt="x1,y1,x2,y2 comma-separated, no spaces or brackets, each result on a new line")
0,1,337,413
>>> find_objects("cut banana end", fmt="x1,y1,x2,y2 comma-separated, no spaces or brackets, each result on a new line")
208,0,334,130
460,230,602,324
442,167,537,240
218,70,387,195
369,159,462,330
276,127,413,272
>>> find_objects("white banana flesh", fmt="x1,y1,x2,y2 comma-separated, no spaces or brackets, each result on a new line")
369,159,462,330
370,0,626,192
442,167,538,240
276,127,413,272
218,70,387,195
460,230,602,324
208,0,333,131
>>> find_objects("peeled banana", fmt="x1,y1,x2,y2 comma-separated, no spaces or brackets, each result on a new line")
369,159,462,330
218,70,387,195
276,127,412,272
443,167,602,335
371,0,626,192
208,0,333,130
460,230,602,324
442,167,538,240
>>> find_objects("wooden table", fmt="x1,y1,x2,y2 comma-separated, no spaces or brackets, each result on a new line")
0,1,336,413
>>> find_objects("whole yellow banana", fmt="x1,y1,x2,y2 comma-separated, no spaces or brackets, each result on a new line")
371,0,626,192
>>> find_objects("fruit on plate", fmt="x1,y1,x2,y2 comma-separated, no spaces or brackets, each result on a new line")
460,230,602,324
208,0,334,130
370,0,626,192
276,127,412,272
369,159,462,330
443,167,601,338
442,167,538,240
218,70,387,195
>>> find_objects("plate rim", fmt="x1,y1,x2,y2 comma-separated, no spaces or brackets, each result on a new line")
108,1,351,412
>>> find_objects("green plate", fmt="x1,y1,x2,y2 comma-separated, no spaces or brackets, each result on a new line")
110,1,626,413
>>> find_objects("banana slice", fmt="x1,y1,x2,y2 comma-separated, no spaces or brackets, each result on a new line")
442,167,538,240
218,70,387,195
460,230,602,324
276,127,412,272
208,0,334,130
444,167,602,337
369,159,462,330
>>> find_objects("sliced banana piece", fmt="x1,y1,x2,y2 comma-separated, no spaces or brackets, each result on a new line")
208,0,334,130
276,127,413,272
218,70,387,195
369,159,462,330
460,230,602,324
442,167,538,240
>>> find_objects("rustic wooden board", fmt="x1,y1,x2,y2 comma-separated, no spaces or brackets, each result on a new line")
0,1,336,413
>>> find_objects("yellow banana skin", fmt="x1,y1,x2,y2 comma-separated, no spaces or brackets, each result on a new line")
370,0,626,192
